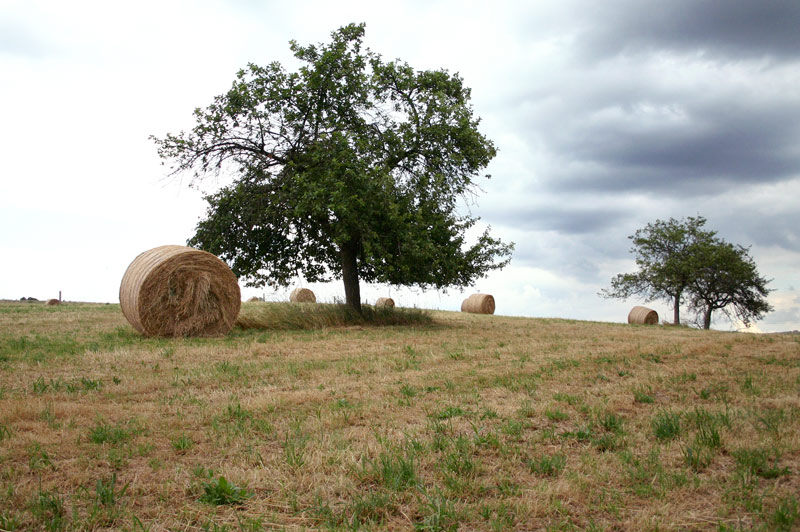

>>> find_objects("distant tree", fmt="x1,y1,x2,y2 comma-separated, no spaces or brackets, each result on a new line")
599,216,715,325
152,23,513,312
686,240,772,330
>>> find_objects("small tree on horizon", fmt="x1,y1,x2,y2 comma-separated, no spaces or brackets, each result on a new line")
599,216,715,325
601,216,773,329
152,23,513,312
686,240,773,330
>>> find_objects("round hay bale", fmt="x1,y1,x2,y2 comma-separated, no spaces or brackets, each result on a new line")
375,297,395,309
119,245,241,337
247,296,262,302
289,287,316,303
461,293,495,315
628,306,659,325
45,298,60,306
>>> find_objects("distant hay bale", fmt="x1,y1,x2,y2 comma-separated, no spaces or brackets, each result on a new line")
45,299,60,306
375,297,395,309
628,306,659,325
247,296,262,302
289,287,316,303
461,293,495,315
119,245,241,337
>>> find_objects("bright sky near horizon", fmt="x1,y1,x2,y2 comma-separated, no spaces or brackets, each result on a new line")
2,0,799,332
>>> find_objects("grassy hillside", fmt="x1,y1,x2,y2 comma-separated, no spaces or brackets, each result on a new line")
0,301,798,531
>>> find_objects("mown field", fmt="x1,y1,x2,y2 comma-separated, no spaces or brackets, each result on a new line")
0,301,798,531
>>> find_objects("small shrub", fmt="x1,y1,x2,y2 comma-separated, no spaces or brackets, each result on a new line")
652,410,682,441
527,454,566,476
171,434,194,453
545,408,569,422
199,476,252,505
733,448,789,479
633,386,655,404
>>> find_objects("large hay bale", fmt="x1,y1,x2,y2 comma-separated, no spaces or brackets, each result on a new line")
119,245,241,337
461,293,495,315
45,298,60,306
628,306,659,325
375,297,395,309
289,287,316,303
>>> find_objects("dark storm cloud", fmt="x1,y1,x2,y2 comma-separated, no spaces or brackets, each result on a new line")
576,0,800,62
548,98,800,194
487,204,631,235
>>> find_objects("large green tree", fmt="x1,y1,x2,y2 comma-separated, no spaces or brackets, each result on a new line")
599,216,715,325
152,23,512,312
686,240,772,330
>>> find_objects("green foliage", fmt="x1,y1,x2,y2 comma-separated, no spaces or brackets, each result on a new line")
686,239,773,329
89,420,144,445
153,23,512,311
601,216,772,328
527,453,567,476
600,216,715,324
652,410,682,441
365,446,419,491
199,476,252,505
733,447,789,479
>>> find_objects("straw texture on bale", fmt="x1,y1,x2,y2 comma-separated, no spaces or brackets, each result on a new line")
375,297,395,309
628,306,659,325
290,287,316,303
45,299,60,306
461,293,495,315
119,245,241,337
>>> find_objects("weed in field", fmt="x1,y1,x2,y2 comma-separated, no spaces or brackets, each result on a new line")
90,472,129,525
652,410,682,441
366,445,418,491
633,386,655,404
527,453,567,477
640,353,662,363
171,434,194,453
28,442,54,471
681,443,716,471
199,476,252,506
620,448,686,498
431,405,467,420
545,408,569,422
553,392,580,405
89,419,143,445
283,423,309,469
733,447,789,479
597,412,624,434
741,374,760,396
0,511,21,530
415,488,459,532
500,419,525,438
768,495,799,532
443,435,478,478
29,489,67,531
0,422,11,441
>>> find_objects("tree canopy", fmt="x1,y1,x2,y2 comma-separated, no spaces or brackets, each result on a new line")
152,23,513,312
599,216,715,325
600,216,772,329
686,241,772,329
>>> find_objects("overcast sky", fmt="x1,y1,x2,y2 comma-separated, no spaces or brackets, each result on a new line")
2,0,799,332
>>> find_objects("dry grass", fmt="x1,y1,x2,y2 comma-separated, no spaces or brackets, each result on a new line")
0,301,799,531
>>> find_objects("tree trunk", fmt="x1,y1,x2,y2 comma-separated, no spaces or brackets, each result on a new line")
340,240,362,313
703,307,713,330
673,291,681,326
